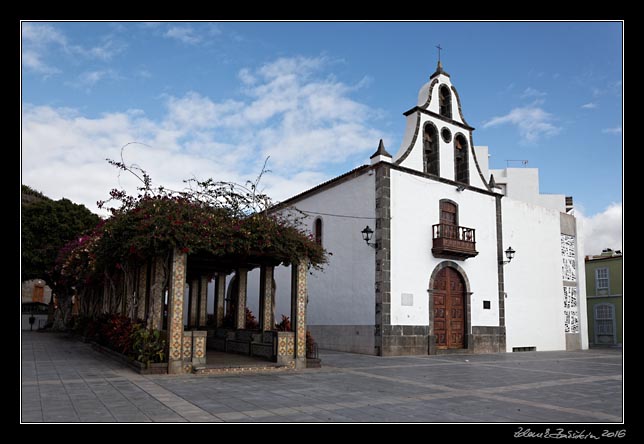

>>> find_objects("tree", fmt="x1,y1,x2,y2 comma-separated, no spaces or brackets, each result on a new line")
21,187,101,283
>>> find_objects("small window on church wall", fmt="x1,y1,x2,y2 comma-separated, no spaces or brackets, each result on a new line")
454,134,470,184
423,123,439,176
314,218,322,246
439,85,452,119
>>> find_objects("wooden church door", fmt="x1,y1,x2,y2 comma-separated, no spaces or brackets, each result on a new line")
433,267,465,349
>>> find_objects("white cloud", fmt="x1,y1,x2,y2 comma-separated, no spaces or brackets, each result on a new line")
520,87,547,99
73,37,126,61
164,26,202,45
576,203,622,257
22,23,126,75
482,106,561,143
22,23,67,74
602,126,622,134
22,55,385,214
238,68,256,85
581,102,597,109
163,24,221,45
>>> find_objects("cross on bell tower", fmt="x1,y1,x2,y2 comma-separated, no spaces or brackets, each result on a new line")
433,44,446,76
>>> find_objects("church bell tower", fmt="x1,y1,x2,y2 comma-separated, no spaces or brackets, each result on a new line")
392,55,489,190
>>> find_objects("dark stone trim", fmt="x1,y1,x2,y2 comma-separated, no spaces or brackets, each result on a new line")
389,163,497,197
370,139,393,159
441,127,452,143
468,132,492,191
374,163,391,356
450,85,471,128
454,132,470,185
422,121,440,176
427,261,473,355
471,326,506,353
270,165,371,212
495,195,506,327
430,70,451,79
421,79,440,109
403,107,475,131
394,111,421,165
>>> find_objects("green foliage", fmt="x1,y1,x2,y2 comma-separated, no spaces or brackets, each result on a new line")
21,188,101,283
132,328,167,366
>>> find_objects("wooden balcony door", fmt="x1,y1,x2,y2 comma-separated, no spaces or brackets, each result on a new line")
440,201,457,223
433,267,465,349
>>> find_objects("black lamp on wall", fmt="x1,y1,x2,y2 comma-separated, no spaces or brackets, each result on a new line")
361,225,376,248
501,246,516,265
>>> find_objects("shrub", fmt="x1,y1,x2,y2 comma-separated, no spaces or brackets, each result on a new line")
275,315,291,332
245,308,259,330
132,328,167,366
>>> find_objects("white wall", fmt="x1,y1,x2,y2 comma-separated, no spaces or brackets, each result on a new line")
473,146,489,180
490,168,566,213
502,198,566,351
389,170,500,328
272,171,376,326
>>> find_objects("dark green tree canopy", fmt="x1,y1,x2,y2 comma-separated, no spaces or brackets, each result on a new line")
21,186,101,282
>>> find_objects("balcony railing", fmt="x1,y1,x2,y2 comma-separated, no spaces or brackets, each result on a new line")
432,223,478,260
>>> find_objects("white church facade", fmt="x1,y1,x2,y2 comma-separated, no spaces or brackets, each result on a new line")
244,61,588,356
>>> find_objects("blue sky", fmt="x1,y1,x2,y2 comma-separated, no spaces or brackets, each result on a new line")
21,21,622,254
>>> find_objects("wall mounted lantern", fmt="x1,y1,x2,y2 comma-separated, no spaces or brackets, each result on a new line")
501,246,516,265
361,225,376,248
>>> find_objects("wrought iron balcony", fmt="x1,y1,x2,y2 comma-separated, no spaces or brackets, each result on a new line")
432,223,478,260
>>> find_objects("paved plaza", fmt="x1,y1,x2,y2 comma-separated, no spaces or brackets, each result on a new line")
21,332,622,423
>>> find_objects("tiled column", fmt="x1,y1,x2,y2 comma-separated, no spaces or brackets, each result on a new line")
260,265,275,331
199,276,208,327
291,259,308,369
235,268,248,330
215,273,226,327
167,249,187,375
136,264,147,320
192,330,207,366
148,256,165,331
189,279,199,328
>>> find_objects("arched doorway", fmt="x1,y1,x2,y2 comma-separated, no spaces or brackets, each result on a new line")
432,266,467,350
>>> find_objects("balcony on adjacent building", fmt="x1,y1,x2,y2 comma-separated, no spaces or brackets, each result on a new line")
432,223,478,260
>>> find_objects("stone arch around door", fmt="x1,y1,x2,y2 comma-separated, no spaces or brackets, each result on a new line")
427,261,473,354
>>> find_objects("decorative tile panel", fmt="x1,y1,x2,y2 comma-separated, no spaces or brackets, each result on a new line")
149,256,165,331
199,276,208,327
137,265,147,320
563,286,579,333
215,274,226,327
561,234,577,282
261,266,274,331
182,331,193,359
235,269,248,329
168,250,187,365
295,261,308,359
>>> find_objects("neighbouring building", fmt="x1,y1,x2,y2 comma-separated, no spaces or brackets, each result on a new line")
21,279,52,330
585,249,622,346
243,60,588,356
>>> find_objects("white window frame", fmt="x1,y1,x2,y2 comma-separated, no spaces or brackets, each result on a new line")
593,303,616,345
595,267,610,291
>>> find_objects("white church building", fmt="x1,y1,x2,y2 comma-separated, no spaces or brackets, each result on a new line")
246,61,587,356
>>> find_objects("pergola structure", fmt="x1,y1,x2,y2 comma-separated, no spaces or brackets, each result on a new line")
112,248,309,374
57,175,323,375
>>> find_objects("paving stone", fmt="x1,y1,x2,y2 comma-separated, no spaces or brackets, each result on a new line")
21,332,623,423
